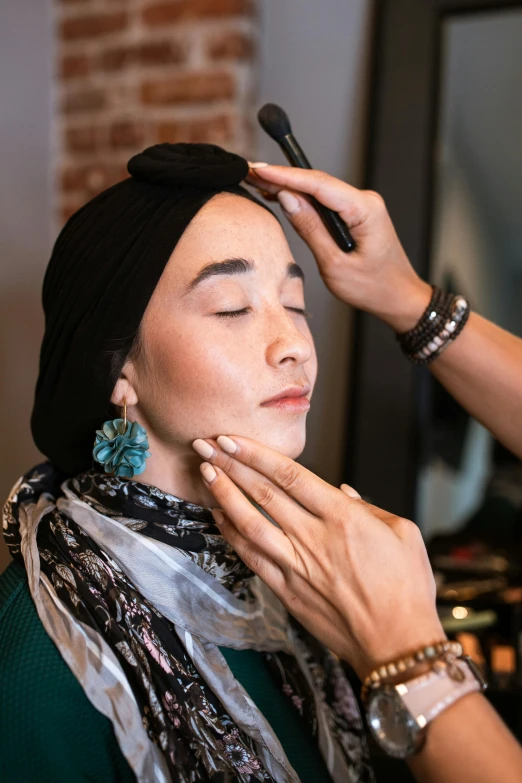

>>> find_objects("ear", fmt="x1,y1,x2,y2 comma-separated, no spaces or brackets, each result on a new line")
110,375,139,408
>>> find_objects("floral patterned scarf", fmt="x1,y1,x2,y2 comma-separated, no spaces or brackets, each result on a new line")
3,463,373,783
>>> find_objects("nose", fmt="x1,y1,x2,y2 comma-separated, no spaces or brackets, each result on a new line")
265,306,314,368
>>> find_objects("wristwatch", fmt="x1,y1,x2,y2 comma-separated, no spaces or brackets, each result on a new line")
365,655,487,758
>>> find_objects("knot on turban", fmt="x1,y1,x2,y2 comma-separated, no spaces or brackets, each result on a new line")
31,143,271,475
127,143,249,189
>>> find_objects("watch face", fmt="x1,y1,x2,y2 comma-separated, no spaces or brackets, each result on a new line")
367,687,422,758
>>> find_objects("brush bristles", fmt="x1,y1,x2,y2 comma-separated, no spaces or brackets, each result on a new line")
257,103,292,140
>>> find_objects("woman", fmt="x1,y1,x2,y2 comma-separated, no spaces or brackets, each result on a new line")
0,144,373,783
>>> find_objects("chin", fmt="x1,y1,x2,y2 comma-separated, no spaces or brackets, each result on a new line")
260,426,306,460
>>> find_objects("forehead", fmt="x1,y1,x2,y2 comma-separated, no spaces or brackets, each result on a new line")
168,192,293,279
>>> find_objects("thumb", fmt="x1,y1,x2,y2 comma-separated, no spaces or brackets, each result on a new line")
277,189,342,261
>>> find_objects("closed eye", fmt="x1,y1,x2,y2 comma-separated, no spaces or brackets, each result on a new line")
287,307,312,319
214,308,250,318
215,307,311,319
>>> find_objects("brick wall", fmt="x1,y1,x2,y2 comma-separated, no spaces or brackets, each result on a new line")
56,0,259,224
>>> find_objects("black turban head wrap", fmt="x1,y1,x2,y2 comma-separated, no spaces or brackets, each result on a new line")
31,143,272,475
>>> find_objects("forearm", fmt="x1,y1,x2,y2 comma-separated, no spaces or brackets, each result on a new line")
408,692,522,783
386,281,522,459
429,312,522,459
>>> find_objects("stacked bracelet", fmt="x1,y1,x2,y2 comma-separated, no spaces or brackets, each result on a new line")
361,639,463,703
397,286,470,365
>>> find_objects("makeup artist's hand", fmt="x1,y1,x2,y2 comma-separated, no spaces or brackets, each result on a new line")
194,436,522,783
192,434,444,680
247,163,431,332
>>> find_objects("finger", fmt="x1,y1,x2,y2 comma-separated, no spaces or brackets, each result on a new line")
244,172,282,195
245,164,370,224
218,509,321,611
218,517,333,626
199,440,315,534
217,512,287,592
199,435,351,519
276,190,349,263
340,483,361,499
200,463,294,564
219,509,351,650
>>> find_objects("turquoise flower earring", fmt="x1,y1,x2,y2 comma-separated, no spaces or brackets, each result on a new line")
92,397,151,478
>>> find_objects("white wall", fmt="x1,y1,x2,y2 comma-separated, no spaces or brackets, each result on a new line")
0,0,54,569
257,0,373,484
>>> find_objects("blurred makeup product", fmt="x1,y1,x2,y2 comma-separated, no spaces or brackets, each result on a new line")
517,632,522,685
257,103,356,252
491,645,516,689
501,587,522,603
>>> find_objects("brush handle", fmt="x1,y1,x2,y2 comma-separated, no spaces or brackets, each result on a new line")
278,135,356,252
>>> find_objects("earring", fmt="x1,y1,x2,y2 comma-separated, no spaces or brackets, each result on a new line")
92,397,151,478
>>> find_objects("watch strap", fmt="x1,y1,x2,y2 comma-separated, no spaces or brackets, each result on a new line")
396,658,482,728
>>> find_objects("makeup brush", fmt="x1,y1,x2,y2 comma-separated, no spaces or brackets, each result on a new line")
257,103,356,252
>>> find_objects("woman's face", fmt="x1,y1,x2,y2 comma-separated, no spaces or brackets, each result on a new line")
125,192,318,460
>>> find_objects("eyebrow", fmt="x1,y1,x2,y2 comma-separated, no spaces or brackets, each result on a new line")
184,257,305,294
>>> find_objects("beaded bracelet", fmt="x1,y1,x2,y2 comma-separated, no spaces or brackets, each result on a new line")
411,295,469,364
397,286,470,365
361,639,463,703
399,287,453,355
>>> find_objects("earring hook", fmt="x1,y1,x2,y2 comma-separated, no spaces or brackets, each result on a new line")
121,396,127,430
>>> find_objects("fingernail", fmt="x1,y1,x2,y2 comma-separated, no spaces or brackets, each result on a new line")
192,439,215,459
277,190,300,215
340,483,361,500
217,435,238,455
200,462,217,484
248,161,269,169
212,508,225,526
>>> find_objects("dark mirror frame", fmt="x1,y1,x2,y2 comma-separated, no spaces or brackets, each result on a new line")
344,0,522,521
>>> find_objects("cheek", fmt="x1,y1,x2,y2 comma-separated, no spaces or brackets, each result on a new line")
143,322,258,424
138,316,318,452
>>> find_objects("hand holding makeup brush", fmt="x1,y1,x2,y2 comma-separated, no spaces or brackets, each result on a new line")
247,162,431,333
248,161,522,460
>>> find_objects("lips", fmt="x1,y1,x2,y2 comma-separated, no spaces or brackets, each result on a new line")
261,385,311,408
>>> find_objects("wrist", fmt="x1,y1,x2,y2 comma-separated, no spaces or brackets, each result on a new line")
361,635,460,704
380,278,433,333
361,620,447,679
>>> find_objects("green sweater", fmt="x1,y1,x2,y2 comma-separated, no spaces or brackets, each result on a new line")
0,561,136,783
0,562,332,782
